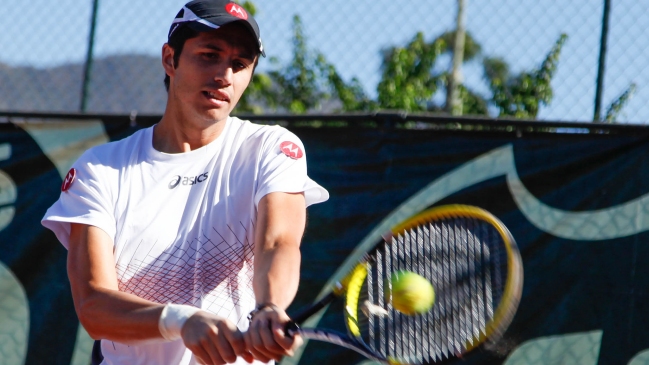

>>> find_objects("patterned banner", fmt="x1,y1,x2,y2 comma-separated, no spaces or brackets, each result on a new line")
1,116,649,365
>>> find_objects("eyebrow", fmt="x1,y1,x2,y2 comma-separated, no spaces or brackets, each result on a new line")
200,43,256,62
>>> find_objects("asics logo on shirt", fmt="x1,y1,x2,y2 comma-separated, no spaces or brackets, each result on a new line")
168,172,209,189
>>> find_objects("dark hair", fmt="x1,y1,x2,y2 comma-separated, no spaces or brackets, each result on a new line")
163,23,261,91
164,26,200,91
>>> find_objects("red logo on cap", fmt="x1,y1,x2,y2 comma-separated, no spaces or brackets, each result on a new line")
61,168,76,192
280,141,303,159
226,3,248,20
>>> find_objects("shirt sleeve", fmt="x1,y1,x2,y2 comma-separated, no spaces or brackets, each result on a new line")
253,129,329,208
41,149,117,249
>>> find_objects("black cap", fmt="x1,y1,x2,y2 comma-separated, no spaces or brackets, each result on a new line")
168,0,265,57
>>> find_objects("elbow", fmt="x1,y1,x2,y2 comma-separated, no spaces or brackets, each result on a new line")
79,323,101,341
75,296,106,340
82,326,103,341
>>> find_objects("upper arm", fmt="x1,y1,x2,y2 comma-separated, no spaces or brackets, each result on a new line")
254,192,306,254
67,223,119,313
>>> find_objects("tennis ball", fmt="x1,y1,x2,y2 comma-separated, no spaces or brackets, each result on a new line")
388,271,435,315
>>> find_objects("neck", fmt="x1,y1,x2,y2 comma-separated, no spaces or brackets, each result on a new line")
153,104,228,153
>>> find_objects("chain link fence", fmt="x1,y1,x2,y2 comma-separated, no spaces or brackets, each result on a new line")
0,0,647,123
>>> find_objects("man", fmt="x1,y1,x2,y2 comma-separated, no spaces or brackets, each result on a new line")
41,1,328,364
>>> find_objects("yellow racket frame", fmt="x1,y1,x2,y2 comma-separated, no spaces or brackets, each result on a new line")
340,204,523,354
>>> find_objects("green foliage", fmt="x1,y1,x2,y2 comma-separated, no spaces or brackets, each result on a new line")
602,83,637,123
438,30,482,62
374,30,490,114
239,14,377,114
234,73,275,114
485,34,568,118
323,63,378,111
483,57,509,83
458,84,489,115
377,33,445,111
268,16,329,113
239,1,257,16
235,5,636,123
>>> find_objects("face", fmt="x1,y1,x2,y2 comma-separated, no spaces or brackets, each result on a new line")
162,23,258,126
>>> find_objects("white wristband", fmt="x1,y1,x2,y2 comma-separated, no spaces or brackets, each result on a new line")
158,304,201,341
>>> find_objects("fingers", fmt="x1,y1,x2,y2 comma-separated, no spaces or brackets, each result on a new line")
271,320,303,353
215,320,246,363
259,318,288,358
244,318,275,362
189,335,227,365
181,311,248,364
215,332,237,363
244,306,303,362
191,344,216,365
181,307,303,364
240,351,255,364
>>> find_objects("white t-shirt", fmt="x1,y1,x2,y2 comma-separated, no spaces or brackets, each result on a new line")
42,117,328,365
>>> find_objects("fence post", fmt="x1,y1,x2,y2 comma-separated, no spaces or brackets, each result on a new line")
80,0,100,113
446,0,466,116
593,0,611,122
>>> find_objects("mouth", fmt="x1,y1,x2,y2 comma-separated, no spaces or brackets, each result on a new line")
203,90,230,104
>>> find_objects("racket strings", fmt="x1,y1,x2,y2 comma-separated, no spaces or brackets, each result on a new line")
358,216,510,364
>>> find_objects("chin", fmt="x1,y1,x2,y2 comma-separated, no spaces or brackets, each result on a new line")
203,109,230,123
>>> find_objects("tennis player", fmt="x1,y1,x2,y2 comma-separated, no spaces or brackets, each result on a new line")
41,1,328,364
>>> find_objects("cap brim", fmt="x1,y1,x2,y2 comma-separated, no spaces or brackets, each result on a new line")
184,18,265,57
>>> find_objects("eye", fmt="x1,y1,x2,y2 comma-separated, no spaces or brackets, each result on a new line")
201,52,220,61
233,60,248,71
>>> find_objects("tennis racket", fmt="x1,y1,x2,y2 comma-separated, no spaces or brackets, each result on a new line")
286,204,523,365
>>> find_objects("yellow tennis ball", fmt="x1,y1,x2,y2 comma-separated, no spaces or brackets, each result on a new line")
389,271,435,315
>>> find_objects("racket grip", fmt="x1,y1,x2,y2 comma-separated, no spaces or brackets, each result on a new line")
285,321,300,337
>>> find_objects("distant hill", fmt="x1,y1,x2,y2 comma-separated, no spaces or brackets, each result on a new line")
0,55,167,114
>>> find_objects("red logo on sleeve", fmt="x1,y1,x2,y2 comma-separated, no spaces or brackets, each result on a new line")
226,3,248,20
280,141,303,159
61,168,76,192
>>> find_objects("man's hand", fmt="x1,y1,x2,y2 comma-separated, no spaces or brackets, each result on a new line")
244,305,303,363
181,311,254,365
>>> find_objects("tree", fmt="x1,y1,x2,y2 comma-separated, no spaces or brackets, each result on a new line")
438,30,484,115
376,33,445,112
266,16,331,113
374,30,487,114
236,4,494,116
238,13,376,114
236,4,636,122
484,34,568,119
235,72,276,114
600,83,637,123
323,63,377,112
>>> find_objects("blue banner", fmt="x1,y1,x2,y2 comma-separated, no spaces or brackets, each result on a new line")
1,116,649,365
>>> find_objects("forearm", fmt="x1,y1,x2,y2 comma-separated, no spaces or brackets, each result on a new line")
245,193,308,362
253,192,306,309
253,244,301,309
74,285,165,342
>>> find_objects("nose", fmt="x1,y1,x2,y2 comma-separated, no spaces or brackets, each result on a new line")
214,64,233,86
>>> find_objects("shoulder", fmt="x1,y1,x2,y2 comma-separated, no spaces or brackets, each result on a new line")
229,117,301,147
231,119,309,165
75,127,150,171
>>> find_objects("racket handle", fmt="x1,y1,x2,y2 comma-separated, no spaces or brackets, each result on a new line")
285,321,300,337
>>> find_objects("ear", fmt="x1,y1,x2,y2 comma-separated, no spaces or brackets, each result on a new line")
162,44,175,77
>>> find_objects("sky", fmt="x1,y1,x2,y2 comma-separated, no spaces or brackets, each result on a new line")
1,0,648,123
